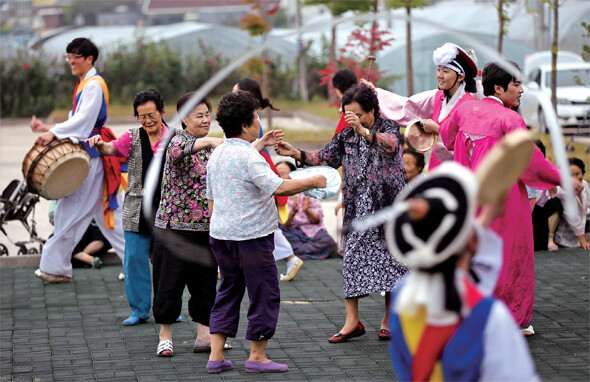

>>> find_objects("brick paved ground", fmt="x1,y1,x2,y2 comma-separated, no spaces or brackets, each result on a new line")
0,248,588,381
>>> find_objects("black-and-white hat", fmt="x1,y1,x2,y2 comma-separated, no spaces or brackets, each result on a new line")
432,42,478,77
385,162,477,269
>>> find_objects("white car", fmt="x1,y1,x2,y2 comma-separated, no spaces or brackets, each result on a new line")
519,54,590,133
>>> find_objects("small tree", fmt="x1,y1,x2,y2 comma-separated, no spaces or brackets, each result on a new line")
384,0,425,96
318,22,393,106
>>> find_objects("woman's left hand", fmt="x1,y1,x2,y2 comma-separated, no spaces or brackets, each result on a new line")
261,130,284,147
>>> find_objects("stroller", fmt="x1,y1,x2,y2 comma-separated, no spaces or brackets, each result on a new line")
0,179,45,256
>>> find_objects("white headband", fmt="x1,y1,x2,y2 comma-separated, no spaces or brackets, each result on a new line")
433,43,465,76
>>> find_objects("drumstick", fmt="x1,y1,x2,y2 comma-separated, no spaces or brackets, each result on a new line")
366,55,376,82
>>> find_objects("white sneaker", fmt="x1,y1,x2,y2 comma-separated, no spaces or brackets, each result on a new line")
118,272,125,281
521,324,535,336
280,258,303,282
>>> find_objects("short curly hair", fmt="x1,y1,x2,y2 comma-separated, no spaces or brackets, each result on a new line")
341,83,380,119
216,91,260,138
132,88,164,118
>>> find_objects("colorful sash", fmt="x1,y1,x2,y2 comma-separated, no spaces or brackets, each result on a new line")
72,74,121,228
390,280,493,381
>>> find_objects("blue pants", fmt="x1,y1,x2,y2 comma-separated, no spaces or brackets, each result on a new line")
209,234,280,341
123,231,152,320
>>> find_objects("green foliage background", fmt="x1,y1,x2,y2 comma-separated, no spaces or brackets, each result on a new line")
1,38,325,118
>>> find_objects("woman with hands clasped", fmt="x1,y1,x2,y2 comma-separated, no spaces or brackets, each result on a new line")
276,83,408,343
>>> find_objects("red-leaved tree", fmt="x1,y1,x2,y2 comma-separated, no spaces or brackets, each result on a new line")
319,22,393,106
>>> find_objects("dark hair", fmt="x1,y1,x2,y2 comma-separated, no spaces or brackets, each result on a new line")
452,54,477,93
402,148,425,173
569,157,585,175
276,161,296,172
216,91,260,138
236,78,279,111
482,61,520,97
341,83,380,119
332,68,358,94
534,139,546,157
132,88,164,118
66,38,99,64
176,92,211,129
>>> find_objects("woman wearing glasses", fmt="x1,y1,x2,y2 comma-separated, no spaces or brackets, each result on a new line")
87,88,177,327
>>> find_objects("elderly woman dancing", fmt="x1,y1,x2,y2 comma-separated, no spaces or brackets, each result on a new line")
86,89,174,326
150,93,226,357
276,83,408,342
205,90,326,374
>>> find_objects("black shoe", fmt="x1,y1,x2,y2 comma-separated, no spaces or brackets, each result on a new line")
328,322,366,343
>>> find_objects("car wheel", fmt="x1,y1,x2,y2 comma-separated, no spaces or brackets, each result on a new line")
538,108,548,133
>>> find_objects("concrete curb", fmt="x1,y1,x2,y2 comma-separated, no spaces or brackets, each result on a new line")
0,251,122,269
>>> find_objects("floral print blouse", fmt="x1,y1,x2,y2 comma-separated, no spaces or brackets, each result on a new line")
155,130,212,231
301,117,407,227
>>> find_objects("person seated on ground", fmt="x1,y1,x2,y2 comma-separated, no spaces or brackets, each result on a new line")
529,139,560,251
49,201,110,269
540,157,590,250
276,161,338,260
388,163,539,381
71,221,111,268
402,148,425,183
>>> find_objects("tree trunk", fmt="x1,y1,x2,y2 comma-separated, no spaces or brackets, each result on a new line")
497,0,504,54
536,0,547,50
296,0,308,102
405,7,413,96
261,33,272,129
369,0,378,56
330,24,336,65
550,0,558,112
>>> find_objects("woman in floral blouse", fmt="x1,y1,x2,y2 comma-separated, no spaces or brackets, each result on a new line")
151,93,225,357
276,83,409,343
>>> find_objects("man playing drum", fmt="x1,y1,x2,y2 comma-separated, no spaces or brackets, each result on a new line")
30,38,125,283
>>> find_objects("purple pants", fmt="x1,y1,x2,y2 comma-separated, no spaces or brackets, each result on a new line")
209,234,280,341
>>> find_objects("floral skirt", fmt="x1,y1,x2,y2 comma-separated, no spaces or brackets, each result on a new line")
279,225,337,260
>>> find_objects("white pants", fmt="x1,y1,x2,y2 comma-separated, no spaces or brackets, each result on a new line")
273,228,293,261
39,157,125,278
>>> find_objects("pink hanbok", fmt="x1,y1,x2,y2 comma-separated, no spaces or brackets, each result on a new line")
439,97,561,327
376,85,474,169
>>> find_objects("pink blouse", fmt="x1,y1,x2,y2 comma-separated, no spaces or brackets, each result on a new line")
286,193,325,238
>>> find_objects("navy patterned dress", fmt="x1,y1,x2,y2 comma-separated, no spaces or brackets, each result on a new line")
301,117,408,298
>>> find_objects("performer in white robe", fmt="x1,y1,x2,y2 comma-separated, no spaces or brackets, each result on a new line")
30,38,124,282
